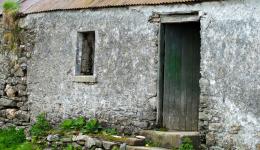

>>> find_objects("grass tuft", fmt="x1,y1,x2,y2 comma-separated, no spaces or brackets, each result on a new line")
30,113,52,137
0,127,26,149
2,0,19,11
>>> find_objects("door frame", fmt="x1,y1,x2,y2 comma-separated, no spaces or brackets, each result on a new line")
155,11,203,127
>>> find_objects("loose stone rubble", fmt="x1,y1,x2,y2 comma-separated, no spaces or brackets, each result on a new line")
40,133,146,150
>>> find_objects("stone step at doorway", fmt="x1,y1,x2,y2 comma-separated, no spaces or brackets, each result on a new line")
140,130,200,149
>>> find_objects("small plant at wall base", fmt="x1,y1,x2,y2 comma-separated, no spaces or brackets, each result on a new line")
30,113,52,137
1,0,22,55
64,144,82,150
82,118,102,134
178,137,194,150
104,128,118,135
60,116,86,130
73,116,86,129
60,119,74,130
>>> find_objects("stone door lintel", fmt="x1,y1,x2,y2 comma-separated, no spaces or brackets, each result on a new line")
149,11,206,23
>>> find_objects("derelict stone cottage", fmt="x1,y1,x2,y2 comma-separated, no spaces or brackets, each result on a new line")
0,0,260,149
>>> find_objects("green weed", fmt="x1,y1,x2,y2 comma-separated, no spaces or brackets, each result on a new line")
60,116,86,130
82,118,102,134
72,116,86,129
65,144,74,150
1,0,21,55
179,137,194,150
2,0,19,11
16,142,42,150
60,119,74,130
104,128,118,135
64,144,82,150
59,117,119,136
30,113,52,137
111,145,120,150
0,127,26,149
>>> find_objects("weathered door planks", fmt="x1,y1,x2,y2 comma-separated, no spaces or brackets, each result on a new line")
162,22,200,131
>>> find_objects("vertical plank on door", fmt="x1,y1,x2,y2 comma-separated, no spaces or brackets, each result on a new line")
163,24,183,130
158,24,165,126
190,23,201,131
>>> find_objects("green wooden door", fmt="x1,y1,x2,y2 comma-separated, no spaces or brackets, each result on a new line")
162,22,200,131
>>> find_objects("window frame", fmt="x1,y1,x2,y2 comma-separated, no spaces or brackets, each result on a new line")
74,31,97,83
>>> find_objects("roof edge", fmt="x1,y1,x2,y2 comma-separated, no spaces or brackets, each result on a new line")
23,0,220,15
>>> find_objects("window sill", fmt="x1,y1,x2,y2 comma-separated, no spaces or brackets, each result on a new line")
73,76,97,83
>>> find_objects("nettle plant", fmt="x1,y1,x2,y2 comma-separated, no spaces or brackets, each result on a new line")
1,0,22,55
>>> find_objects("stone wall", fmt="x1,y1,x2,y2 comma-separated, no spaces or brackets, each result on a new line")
22,9,159,133
20,0,260,149
0,16,34,128
199,18,260,150
198,1,260,149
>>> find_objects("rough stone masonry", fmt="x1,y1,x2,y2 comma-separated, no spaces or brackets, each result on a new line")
0,0,260,149
0,16,34,129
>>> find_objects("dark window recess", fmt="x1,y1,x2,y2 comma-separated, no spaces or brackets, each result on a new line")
80,32,95,75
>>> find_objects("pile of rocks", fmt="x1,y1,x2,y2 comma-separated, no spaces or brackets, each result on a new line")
43,133,146,150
